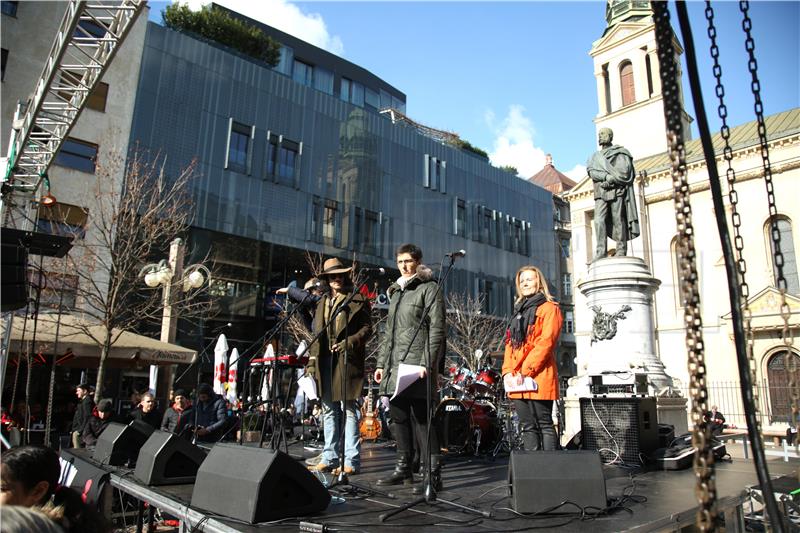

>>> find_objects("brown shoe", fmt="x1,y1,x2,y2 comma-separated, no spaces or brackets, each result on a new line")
331,465,359,476
308,463,333,473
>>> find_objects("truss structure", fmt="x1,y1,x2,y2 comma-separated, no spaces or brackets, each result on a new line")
3,0,145,192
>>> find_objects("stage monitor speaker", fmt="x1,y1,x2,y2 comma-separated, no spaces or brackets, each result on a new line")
60,449,110,508
134,431,207,485
508,450,607,513
92,420,154,466
190,444,331,523
580,396,658,464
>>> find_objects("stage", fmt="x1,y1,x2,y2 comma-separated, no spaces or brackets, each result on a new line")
65,438,798,532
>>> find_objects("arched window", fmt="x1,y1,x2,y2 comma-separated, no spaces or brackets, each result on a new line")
766,350,800,423
764,215,800,295
620,61,635,107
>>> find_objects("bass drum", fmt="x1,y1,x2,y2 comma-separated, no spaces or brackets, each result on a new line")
434,398,498,454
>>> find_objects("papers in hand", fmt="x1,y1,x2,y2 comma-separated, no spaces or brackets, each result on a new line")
298,374,318,400
503,373,538,393
390,363,425,401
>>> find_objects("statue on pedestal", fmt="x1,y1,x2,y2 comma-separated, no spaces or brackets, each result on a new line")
587,128,640,260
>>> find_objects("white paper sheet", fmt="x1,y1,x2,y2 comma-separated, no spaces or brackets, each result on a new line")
390,363,425,401
503,373,538,393
298,374,318,400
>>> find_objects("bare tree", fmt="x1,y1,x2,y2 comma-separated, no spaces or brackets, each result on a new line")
446,293,506,373
49,149,210,401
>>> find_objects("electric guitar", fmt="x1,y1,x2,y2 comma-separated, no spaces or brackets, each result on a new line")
359,373,382,441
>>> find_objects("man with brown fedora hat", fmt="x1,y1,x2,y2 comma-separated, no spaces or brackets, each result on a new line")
305,257,372,476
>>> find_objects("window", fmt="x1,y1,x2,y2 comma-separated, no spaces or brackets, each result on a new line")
562,273,572,298
292,59,313,87
277,141,298,186
365,87,379,109
322,200,338,243
455,199,466,237
340,77,364,107
266,134,278,177
565,311,574,334
1,48,8,82
483,208,492,245
2,1,18,17
226,121,250,173
620,61,635,107
340,77,351,103
645,52,654,97
560,238,571,258
601,63,611,113
767,351,800,423
364,210,379,255
313,66,333,95
54,138,97,173
766,216,800,295
29,270,78,310
38,202,88,239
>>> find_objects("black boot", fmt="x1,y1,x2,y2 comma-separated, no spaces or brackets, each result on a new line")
413,454,443,495
376,454,413,486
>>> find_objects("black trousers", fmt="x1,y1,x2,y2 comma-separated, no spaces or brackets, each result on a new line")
513,399,556,451
389,381,440,464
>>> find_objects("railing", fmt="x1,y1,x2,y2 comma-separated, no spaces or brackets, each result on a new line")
676,380,794,429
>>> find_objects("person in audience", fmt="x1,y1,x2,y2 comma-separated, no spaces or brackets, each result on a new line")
704,405,726,437
0,506,65,533
71,383,94,448
161,389,194,436
129,392,161,429
81,399,114,447
193,383,229,442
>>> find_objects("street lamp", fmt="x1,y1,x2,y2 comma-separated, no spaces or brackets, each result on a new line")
139,238,211,397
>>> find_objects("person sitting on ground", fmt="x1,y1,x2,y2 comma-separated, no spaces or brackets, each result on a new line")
161,389,194,436
128,392,161,430
193,383,229,442
81,399,115,447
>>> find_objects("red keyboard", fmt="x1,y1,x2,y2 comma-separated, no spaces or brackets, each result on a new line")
250,354,309,367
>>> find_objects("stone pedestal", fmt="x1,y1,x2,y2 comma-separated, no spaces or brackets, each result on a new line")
564,256,687,441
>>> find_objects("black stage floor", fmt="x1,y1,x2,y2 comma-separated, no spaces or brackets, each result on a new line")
98,439,798,532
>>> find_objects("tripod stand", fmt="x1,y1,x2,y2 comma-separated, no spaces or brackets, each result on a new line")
379,252,489,522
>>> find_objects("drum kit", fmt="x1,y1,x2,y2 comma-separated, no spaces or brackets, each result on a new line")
435,354,520,456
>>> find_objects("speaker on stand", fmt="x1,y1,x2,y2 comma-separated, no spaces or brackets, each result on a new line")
134,431,208,485
92,420,154,467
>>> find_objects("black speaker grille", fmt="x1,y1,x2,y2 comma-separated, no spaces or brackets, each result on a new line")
579,397,657,464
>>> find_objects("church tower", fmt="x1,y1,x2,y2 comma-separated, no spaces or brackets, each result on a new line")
590,0,692,160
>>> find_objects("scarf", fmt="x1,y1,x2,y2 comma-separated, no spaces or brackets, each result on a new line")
509,292,547,349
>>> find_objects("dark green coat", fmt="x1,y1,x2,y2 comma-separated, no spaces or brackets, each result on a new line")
306,291,372,402
376,266,446,397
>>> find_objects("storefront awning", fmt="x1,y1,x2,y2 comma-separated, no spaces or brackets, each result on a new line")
5,313,197,365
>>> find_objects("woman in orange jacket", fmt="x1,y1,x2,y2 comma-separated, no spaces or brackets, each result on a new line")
502,265,563,451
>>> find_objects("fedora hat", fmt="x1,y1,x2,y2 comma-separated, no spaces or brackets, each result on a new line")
320,258,352,276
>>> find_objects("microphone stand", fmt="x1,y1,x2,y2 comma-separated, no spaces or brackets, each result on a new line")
302,276,394,500
379,254,489,522
252,291,316,451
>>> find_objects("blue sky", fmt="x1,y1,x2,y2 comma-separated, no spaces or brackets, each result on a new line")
148,1,799,180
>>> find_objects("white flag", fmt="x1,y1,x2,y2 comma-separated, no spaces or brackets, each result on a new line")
260,344,275,399
227,348,239,406
213,334,229,396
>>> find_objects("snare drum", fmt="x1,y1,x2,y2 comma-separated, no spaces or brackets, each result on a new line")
434,397,498,454
470,367,501,397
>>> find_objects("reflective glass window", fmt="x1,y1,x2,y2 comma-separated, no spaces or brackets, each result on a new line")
54,138,97,173
314,66,334,94
227,122,250,173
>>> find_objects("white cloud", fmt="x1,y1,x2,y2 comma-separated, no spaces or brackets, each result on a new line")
486,105,547,179
564,164,587,183
178,0,345,56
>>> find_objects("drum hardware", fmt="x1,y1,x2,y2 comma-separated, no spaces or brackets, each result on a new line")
491,400,520,457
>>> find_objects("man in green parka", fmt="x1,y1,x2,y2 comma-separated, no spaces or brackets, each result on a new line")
374,244,446,494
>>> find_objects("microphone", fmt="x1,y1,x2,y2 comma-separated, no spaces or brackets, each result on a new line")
446,250,466,258
361,267,386,275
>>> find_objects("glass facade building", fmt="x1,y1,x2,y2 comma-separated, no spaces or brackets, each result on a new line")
129,12,556,350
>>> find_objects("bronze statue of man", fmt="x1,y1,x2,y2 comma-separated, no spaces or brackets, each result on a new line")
587,127,640,260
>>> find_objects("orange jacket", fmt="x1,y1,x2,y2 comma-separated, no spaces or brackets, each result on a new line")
501,300,563,400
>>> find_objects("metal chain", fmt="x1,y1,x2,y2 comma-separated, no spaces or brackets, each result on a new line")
651,2,717,530
740,0,798,445
704,1,763,437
